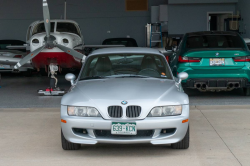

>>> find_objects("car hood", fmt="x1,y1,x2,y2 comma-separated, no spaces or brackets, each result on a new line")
61,78,189,119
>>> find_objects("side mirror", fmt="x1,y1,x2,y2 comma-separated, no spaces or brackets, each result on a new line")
65,73,76,86
81,55,87,63
177,72,188,84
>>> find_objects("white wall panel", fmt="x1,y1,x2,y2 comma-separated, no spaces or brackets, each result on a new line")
169,0,238,4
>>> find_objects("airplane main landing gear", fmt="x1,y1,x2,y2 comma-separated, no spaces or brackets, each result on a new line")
38,64,66,96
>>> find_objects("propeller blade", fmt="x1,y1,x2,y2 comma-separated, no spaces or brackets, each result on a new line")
14,46,45,69
56,44,84,59
43,0,51,37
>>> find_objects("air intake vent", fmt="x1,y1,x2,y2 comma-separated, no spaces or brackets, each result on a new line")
126,106,141,118
108,106,123,118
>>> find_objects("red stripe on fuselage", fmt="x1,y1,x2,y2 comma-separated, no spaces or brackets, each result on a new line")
32,52,82,69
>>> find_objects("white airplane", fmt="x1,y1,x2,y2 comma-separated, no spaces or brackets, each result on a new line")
8,0,123,96
24,19,83,71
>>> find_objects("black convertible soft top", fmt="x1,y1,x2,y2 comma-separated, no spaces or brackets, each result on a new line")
102,38,138,47
187,31,238,37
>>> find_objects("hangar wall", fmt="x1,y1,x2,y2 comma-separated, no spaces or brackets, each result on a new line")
0,0,167,47
237,0,250,37
168,0,238,4
168,3,237,35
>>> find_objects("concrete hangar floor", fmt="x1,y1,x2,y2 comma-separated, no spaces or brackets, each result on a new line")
0,73,249,166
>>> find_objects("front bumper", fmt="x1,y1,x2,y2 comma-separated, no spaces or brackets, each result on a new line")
61,105,189,145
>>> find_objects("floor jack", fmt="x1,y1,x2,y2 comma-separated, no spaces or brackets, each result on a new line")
38,64,66,96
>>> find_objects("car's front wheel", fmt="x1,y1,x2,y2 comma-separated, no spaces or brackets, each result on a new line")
243,88,250,96
171,126,189,149
61,130,81,150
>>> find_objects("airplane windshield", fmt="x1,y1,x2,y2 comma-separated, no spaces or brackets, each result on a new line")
56,23,80,36
32,22,55,35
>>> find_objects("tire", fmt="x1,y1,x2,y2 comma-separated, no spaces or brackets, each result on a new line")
243,88,250,96
171,126,189,149
61,130,81,150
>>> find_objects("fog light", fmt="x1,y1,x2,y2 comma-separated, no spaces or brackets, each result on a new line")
83,129,87,134
73,128,88,134
161,128,176,134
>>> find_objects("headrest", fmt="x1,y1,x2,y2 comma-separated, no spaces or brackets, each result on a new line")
187,37,203,48
94,56,112,71
209,41,218,47
141,56,158,70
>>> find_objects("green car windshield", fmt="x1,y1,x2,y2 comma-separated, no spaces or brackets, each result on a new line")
80,54,172,80
186,35,245,50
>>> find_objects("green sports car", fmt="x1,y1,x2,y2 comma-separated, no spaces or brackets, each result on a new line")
169,31,250,96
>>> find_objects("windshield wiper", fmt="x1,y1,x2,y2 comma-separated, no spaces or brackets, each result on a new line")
80,76,108,80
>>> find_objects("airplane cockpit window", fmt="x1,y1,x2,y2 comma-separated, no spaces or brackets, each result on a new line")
56,23,81,36
32,22,55,35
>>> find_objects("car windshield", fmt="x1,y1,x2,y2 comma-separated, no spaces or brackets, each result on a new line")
186,35,245,50
80,54,172,80
32,22,55,35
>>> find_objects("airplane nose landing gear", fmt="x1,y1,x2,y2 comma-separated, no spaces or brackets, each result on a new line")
49,64,59,90
38,64,66,96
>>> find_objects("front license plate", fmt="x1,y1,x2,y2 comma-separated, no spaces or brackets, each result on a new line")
111,122,137,135
210,58,225,66
0,64,11,69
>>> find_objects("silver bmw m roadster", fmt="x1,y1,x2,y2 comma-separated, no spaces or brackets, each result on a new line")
61,47,189,150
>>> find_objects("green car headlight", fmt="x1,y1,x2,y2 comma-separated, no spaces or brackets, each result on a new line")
148,106,182,117
67,106,101,117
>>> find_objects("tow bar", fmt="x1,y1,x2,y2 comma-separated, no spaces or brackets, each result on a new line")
38,88,66,96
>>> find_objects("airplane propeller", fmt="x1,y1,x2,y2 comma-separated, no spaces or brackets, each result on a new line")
43,0,51,38
14,0,84,69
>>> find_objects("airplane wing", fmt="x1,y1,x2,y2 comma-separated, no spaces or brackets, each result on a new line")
0,55,32,67
74,45,125,50
6,45,27,50
74,45,125,55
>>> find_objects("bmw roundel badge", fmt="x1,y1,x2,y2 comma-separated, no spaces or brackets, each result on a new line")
216,52,219,56
121,101,128,105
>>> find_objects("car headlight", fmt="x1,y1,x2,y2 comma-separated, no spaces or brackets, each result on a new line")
62,38,69,46
32,39,40,46
67,106,101,117
148,106,182,117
